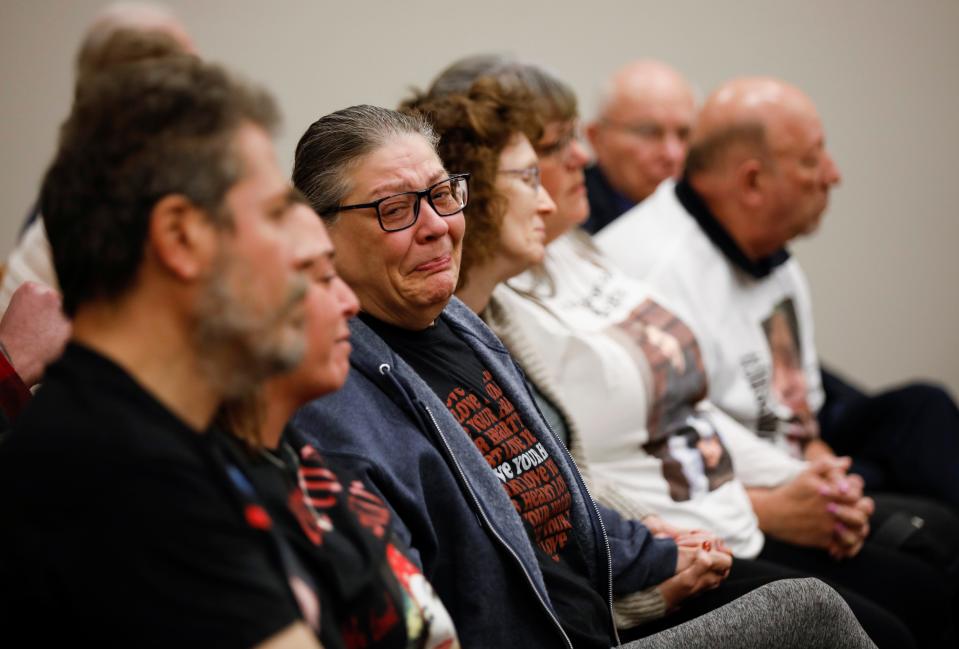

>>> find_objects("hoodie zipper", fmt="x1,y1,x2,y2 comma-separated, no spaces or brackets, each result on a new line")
519,371,622,648
377,363,574,646
419,402,575,649
379,354,627,648
459,305,624,645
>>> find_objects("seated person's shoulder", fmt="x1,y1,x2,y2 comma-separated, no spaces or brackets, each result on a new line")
0,350,224,539
8,348,205,467
1,408,300,647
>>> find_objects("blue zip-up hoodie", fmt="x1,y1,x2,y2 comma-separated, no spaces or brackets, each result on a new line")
294,298,677,648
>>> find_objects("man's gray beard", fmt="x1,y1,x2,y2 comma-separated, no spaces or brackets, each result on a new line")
192,262,307,400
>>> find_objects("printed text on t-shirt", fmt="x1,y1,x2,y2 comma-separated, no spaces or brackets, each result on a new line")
446,370,572,561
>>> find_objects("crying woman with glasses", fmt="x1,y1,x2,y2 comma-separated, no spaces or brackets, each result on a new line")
285,91,876,649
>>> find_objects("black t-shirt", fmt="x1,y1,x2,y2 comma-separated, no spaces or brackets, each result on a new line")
362,313,611,649
0,343,299,646
0,344,456,649
214,427,456,649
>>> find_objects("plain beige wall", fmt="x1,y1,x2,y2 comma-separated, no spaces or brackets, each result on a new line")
2,0,957,395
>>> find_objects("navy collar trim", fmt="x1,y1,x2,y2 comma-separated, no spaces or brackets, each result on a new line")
674,177,790,279
591,164,635,216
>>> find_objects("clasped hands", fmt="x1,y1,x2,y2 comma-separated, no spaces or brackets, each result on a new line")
811,456,874,559
643,515,733,610
752,455,873,560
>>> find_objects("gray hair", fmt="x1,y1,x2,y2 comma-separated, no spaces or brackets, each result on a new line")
424,53,513,96
292,104,438,223
419,54,579,123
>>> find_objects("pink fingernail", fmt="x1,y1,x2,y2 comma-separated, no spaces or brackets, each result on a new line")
826,502,838,514
819,485,831,496
839,481,849,493
834,522,847,533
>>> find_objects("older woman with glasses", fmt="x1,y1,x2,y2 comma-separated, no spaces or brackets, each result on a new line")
287,101,876,649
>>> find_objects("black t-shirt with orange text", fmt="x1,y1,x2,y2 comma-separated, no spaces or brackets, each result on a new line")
362,313,610,649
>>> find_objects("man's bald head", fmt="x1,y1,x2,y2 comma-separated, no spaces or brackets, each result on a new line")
598,60,695,116
76,2,196,76
687,77,819,175
588,59,696,203
685,77,842,256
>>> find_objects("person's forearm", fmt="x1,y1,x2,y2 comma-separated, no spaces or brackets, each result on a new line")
747,486,780,534
748,485,807,542
803,438,834,462
747,484,833,548
255,622,322,649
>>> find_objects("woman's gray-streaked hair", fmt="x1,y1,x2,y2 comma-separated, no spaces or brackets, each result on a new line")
418,54,579,124
424,53,513,97
292,104,438,223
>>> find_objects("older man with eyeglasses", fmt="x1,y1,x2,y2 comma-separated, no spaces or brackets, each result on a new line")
583,60,696,234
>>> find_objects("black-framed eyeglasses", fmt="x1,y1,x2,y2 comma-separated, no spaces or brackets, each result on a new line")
499,165,541,191
322,173,470,233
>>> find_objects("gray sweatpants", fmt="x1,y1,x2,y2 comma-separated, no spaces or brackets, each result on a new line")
622,578,877,649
